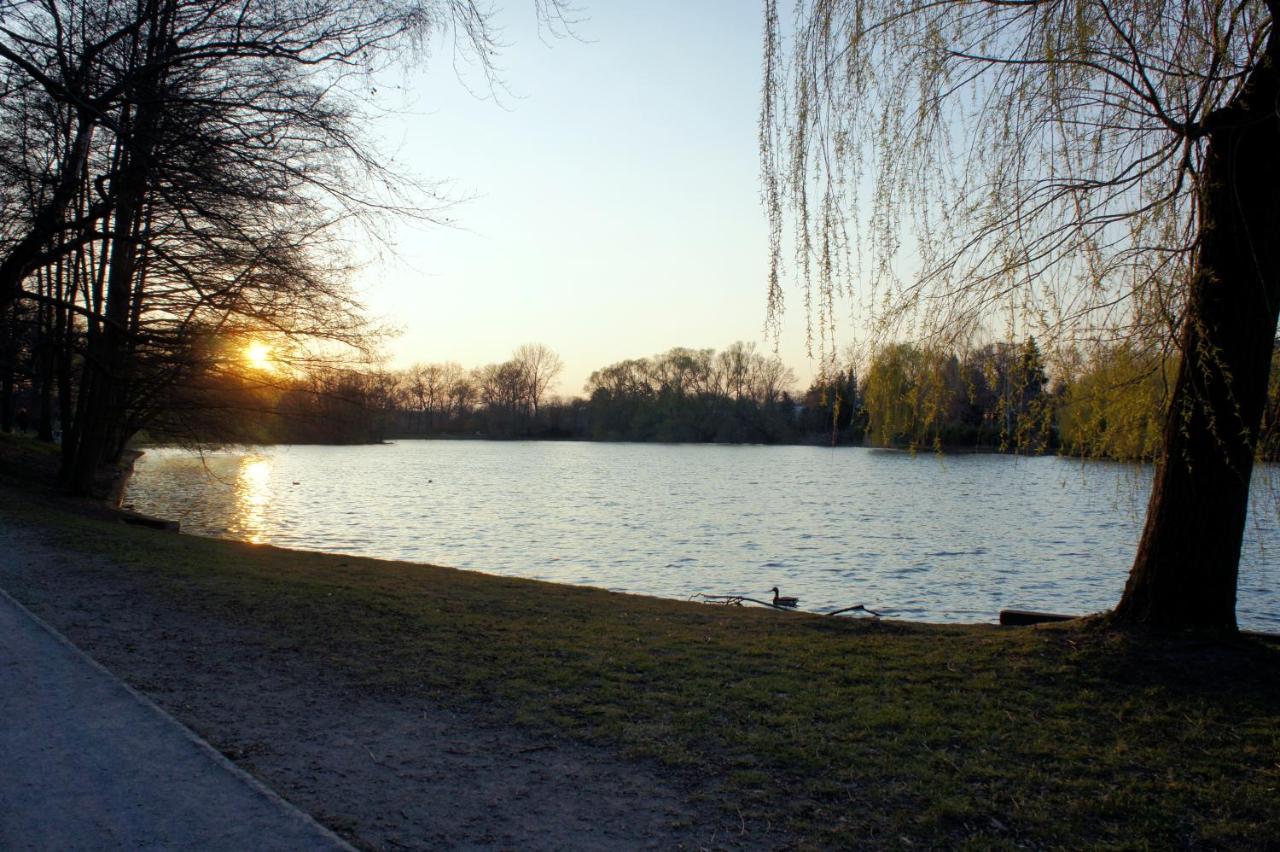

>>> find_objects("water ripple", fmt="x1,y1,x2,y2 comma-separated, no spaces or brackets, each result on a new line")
124,441,1280,631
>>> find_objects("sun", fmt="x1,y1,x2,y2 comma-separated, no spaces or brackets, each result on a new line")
244,340,273,371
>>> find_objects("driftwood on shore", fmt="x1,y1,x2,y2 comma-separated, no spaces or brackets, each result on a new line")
118,511,180,532
689,593,881,618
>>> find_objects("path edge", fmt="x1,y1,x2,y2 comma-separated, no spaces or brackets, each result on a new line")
0,585,356,851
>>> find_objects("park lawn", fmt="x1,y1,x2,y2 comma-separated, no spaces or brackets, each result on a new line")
2,444,1277,848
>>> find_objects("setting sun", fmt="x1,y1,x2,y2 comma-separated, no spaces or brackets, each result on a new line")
244,341,272,371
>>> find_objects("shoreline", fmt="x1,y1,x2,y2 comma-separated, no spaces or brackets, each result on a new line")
110,503,1280,642
106,448,145,508
119,442,1280,635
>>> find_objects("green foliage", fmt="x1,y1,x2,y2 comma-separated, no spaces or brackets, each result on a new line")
860,338,1054,452
862,343,958,450
799,367,865,444
1058,345,1169,462
1051,342,1280,462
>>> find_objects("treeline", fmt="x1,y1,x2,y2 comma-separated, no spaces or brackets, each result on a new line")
850,338,1280,461
132,342,570,445
578,342,798,442
855,339,1055,452
380,341,801,443
157,341,801,444
140,336,1280,459
1058,342,1280,462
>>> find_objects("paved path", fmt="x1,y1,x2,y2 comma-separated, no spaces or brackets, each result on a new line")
0,588,351,851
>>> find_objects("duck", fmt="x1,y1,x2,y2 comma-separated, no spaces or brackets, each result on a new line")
770,586,799,608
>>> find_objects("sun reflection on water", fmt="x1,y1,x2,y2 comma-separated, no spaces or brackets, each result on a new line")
232,457,273,543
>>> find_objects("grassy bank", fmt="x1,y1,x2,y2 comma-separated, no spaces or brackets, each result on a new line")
2,440,1278,848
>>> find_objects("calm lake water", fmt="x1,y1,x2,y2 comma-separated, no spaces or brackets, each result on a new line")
124,441,1280,630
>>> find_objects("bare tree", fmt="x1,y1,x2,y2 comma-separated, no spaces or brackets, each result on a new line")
402,361,465,430
764,0,1280,630
512,342,563,418
748,352,795,408
474,360,526,433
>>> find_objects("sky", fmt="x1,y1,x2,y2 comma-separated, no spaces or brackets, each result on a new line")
355,2,826,397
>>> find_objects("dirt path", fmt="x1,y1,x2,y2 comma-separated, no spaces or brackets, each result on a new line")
0,519,764,850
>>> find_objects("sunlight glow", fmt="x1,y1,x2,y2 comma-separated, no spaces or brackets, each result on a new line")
244,340,273,371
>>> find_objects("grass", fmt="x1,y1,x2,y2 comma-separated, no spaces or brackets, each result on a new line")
3,436,1279,848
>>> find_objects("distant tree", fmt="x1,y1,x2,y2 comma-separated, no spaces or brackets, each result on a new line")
583,343,798,443
861,343,960,450
800,366,863,443
404,366,433,432
747,351,795,408
962,338,1053,451
512,343,563,418
402,362,466,432
474,360,526,435
763,0,1280,629
447,372,478,423
584,358,656,440
1059,344,1169,462
717,341,755,401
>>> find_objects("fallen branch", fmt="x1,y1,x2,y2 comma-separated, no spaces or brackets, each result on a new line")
827,604,882,618
690,592,881,617
688,593,746,606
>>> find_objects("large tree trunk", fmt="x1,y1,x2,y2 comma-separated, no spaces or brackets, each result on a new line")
68,156,147,495
65,0,172,496
1114,43,1280,631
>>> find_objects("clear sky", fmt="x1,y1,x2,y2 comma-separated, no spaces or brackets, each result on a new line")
356,2,825,397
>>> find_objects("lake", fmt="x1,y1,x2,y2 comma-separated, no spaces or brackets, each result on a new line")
123,441,1280,631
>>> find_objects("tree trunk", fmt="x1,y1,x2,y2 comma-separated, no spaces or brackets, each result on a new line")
68,161,146,495
0,302,15,433
36,283,55,442
0,115,95,312
1115,44,1280,631
66,0,172,495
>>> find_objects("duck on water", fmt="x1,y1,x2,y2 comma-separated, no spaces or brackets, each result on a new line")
770,587,799,608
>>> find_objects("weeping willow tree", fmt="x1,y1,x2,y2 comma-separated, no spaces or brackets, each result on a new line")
861,343,958,450
762,1,1280,630
1058,343,1170,461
